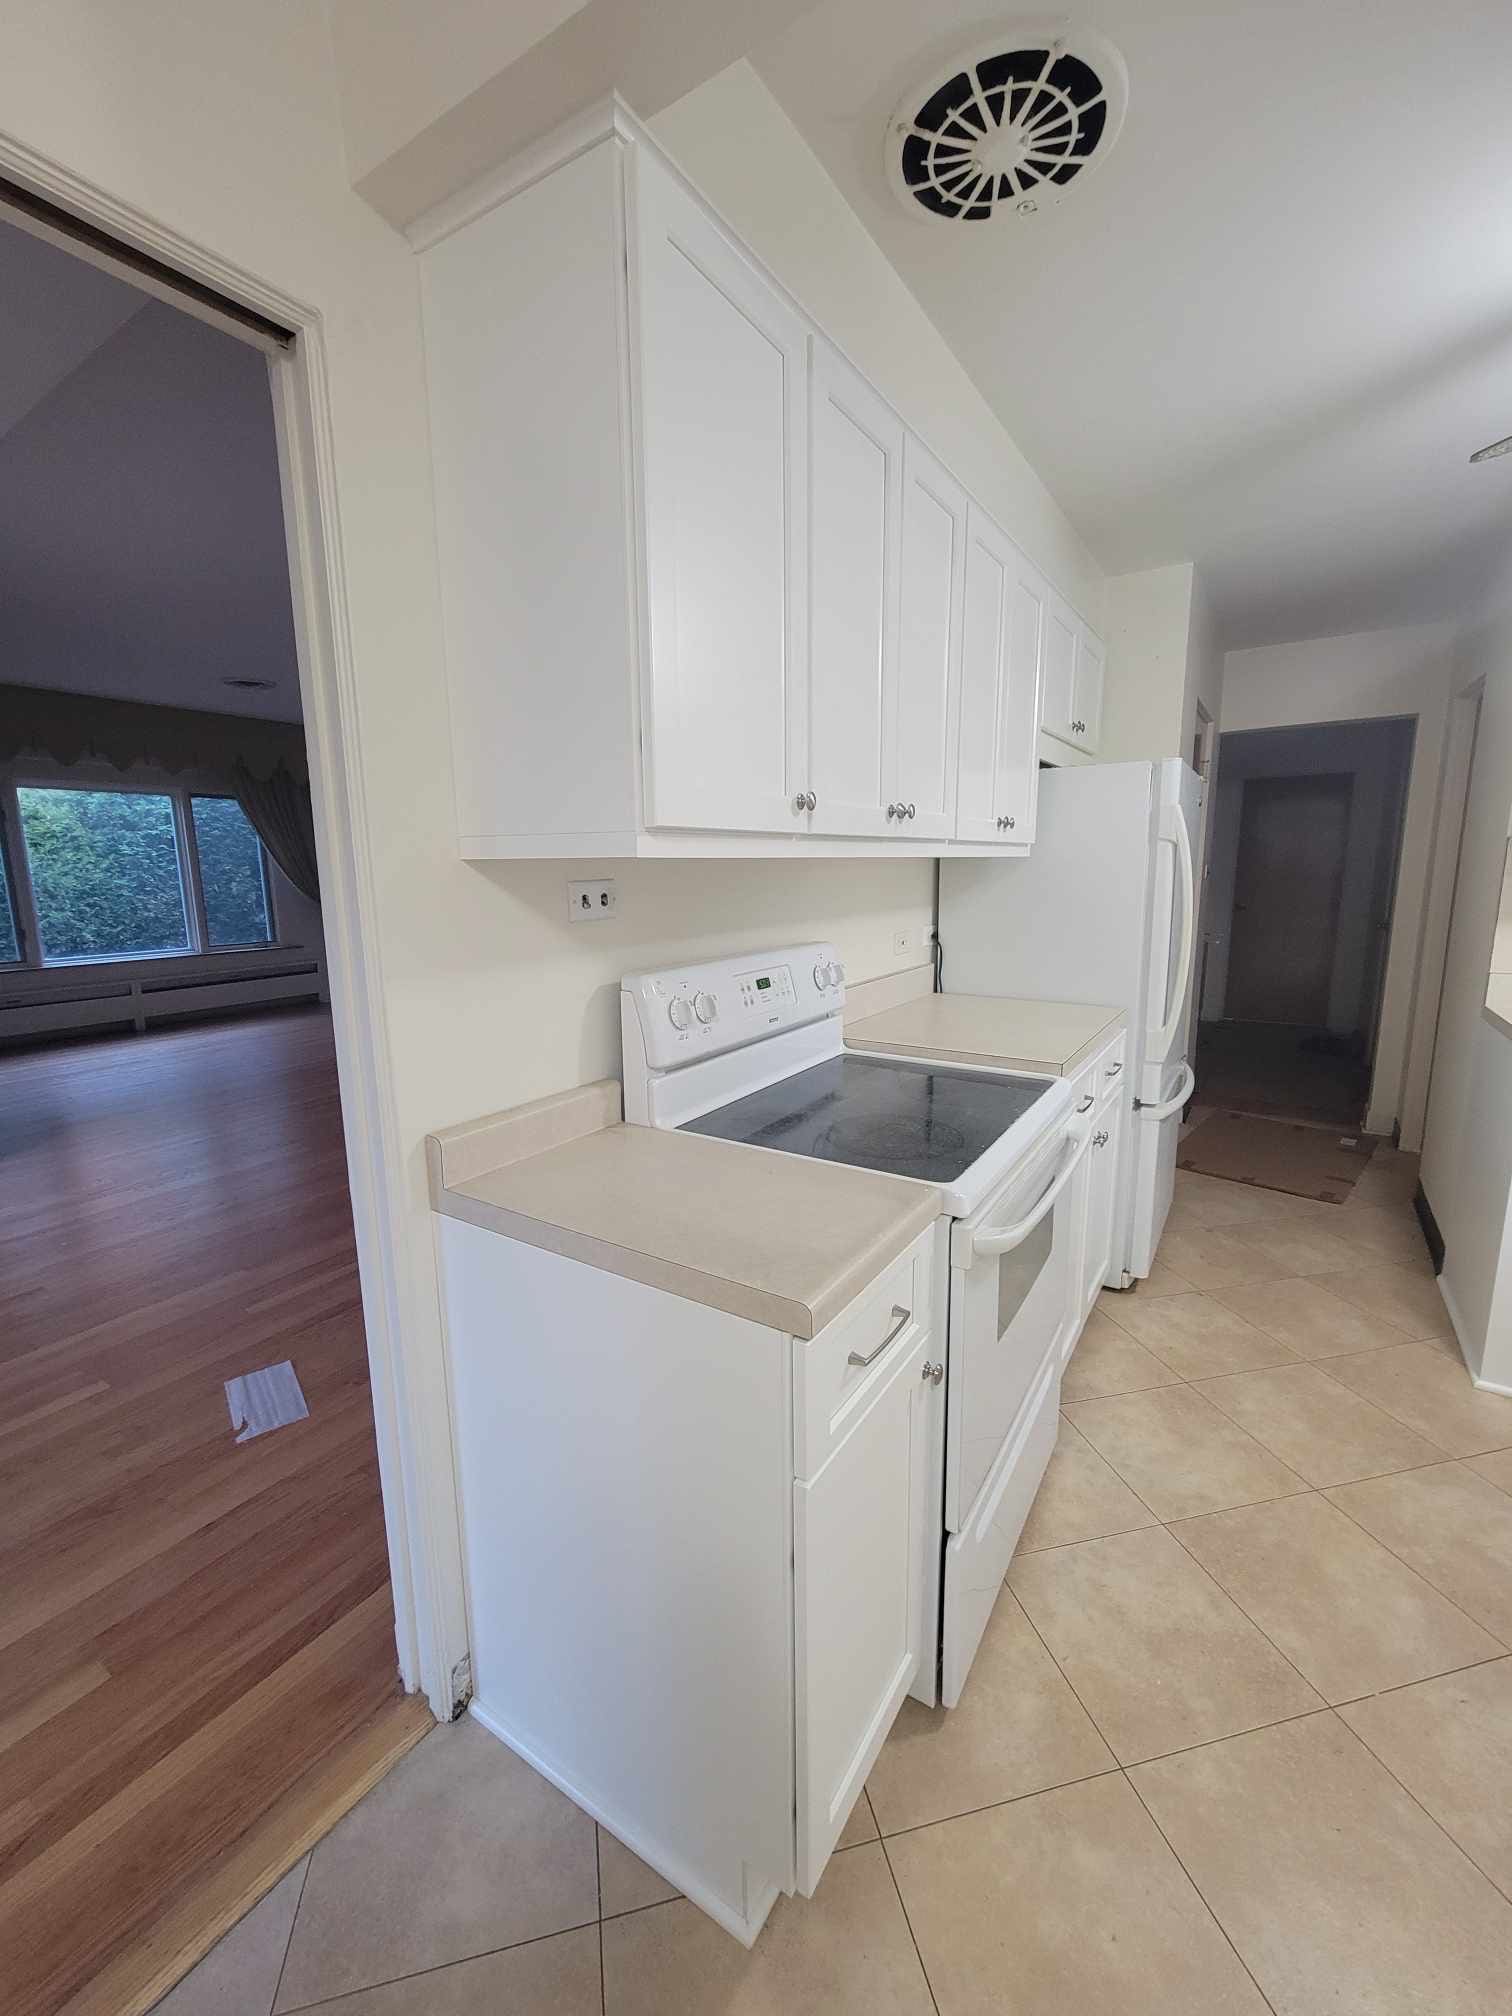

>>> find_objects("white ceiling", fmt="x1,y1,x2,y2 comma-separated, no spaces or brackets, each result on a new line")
0,216,301,721
752,0,1512,644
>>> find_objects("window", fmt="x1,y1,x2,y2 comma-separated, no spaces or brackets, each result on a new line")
191,796,272,948
9,782,276,967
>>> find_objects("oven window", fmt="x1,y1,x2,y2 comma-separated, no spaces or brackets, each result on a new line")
996,1207,1054,1342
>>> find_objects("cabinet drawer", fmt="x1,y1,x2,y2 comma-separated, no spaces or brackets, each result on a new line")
795,1229,936,1481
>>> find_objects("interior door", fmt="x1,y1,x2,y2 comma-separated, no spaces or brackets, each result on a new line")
891,435,964,839
1226,773,1353,1024
635,158,809,835
807,340,902,837
794,1327,929,1892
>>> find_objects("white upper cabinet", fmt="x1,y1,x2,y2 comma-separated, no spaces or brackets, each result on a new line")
807,341,902,838
416,107,1098,858
637,162,810,836
956,508,1042,847
892,437,965,841
1042,593,1104,756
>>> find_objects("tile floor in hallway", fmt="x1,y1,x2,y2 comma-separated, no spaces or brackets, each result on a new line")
156,1149,1512,2016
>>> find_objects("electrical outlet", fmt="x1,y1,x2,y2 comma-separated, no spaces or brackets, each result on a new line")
892,929,912,958
567,878,619,921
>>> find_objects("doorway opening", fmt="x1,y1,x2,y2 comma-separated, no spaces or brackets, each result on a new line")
0,203,423,2014
1195,717,1416,1135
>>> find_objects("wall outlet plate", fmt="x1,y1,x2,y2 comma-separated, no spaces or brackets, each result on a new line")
892,930,912,957
567,878,618,921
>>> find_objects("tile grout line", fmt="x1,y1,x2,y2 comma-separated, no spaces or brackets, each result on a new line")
1120,1757,1282,2016
1314,1475,1512,1656
265,1850,312,2016
271,1916,603,2015
1333,1695,1512,1911
874,1821,941,2015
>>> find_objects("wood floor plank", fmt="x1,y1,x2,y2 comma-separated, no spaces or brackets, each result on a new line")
0,1011,399,2014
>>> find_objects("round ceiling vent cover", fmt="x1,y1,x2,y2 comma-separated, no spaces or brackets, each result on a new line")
888,20,1127,221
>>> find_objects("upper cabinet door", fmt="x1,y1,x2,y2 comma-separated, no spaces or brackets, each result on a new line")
891,436,965,841
1073,628,1105,753
996,556,1046,844
807,341,903,838
633,156,810,836
1040,597,1078,747
955,508,1041,845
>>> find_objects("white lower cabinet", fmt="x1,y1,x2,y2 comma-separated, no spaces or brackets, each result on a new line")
1081,1090,1124,1313
437,1212,944,1947
794,1322,930,1890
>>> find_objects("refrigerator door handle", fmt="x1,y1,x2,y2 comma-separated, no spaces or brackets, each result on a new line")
1150,803,1196,1057
1135,1060,1195,1121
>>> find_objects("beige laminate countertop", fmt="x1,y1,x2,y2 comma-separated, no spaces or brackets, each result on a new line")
847,993,1125,1076
428,1085,940,1340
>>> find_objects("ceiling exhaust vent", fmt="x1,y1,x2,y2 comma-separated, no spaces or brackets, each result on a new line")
888,21,1127,222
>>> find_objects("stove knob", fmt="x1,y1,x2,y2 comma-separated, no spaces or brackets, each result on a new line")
667,997,694,1031
829,960,845,987
693,990,719,1025
813,962,829,990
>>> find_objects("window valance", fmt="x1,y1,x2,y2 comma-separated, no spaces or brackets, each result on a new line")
0,683,308,785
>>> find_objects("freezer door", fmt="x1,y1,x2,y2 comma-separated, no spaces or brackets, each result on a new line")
1128,1055,1190,1276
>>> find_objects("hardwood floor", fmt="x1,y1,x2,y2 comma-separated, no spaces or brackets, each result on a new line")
0,1009,406,2015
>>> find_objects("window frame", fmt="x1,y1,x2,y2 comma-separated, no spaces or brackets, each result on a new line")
0,774,280,971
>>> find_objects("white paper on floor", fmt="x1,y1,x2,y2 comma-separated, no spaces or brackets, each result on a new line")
225,1359,309,1443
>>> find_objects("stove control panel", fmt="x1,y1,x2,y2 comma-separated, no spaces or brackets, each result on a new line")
621,942,845,1076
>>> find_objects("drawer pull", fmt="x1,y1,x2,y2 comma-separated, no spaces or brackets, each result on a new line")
1105,1060,1123,1076
848,1304,911,1368
1075,1093,1095,1113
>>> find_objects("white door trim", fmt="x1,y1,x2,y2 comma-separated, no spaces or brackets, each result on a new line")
0,139,468,1718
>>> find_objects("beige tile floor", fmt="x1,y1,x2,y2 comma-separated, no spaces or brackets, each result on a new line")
157,1151,1512,2016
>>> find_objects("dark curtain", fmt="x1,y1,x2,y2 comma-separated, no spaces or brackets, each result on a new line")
232,759,321,904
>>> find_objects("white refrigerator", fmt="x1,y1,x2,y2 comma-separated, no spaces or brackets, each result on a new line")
938,757,1201,1284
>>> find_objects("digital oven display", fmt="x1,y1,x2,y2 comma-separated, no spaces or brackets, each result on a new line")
755,976,771,992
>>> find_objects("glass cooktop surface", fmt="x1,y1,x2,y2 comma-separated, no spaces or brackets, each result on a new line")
680,1052,1051,1185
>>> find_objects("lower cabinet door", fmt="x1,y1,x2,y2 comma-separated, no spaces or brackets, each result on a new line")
793,1328,930,1893
1081,1096,1124,1310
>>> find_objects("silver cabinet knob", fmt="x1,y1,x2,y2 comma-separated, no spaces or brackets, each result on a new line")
921,1360,944,1386
1005,814,1016,828
886,802,901,820
907,803,916,819
806,791,817,811
793,792,806,814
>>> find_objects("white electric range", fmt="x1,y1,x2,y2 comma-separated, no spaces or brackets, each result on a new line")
622,942,1088,1704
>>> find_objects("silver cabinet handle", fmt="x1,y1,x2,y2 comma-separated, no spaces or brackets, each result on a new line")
921,1360,944,1386
1094,1129,1109,1148
1076,1093,1094,1114
1105,1060,1123,1076
848,1304,911,1367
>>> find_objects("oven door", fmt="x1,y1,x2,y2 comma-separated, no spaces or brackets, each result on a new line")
940,1120,1089,1707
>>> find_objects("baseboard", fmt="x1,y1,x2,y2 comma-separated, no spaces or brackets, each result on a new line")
1413,1182,1446,1274
467,1698,780,1947
1473,1373,1512,1398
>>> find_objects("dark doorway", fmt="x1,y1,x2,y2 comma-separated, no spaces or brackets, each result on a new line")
1226,772,1353,1025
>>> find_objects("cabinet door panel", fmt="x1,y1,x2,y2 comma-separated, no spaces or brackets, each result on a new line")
1081,1096,1124,1312
955,509,1011,844
635,159,808,835
794,1330,929,1893
996,562,1045,844
1074,628,1105,753
808,343,901,836
1041,597,1078,747
893,437,965,839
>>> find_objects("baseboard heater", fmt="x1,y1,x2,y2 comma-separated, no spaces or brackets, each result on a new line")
0,960,322,1044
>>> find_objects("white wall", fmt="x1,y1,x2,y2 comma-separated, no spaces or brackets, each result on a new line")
1202,720,1412,1037
1420,561,1512,1386
1099,561,1222,768
1219,623,1455,1139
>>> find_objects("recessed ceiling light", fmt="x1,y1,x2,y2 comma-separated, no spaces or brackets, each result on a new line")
222,676,277,690
1470,434,1512,464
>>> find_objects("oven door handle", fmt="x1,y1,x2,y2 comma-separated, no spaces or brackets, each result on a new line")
967,1127,1092,1261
